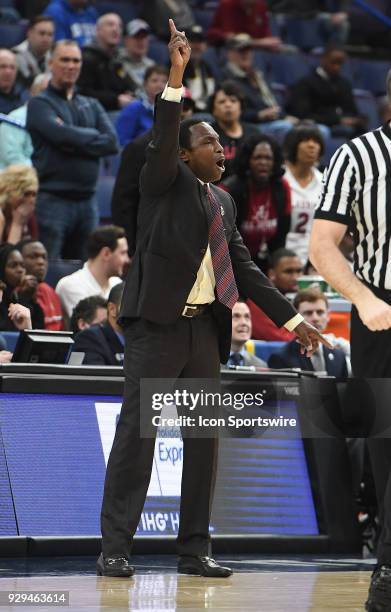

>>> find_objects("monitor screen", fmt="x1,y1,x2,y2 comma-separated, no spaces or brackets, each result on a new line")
11,330,74,364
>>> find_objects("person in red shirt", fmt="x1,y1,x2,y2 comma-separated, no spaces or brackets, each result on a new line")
17,238,63,331
247,247,303,341
221,132,292,273
207,0,282,51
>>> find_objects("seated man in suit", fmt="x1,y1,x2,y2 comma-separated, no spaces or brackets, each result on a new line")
72,282,124,366
225,299,266,367
268,287,348,376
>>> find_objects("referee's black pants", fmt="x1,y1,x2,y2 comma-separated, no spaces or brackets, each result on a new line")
351,296,391,565
100,310,220,559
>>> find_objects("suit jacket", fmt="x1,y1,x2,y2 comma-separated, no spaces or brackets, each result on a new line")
119,96,297,363
111,129,152,255
268,340,348,377
72,322,124,366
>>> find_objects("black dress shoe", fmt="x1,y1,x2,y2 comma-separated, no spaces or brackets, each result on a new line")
178,555,232,578
96,553,135,577
366,564,391,611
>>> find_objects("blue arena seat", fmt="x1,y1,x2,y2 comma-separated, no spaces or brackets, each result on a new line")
284,17,324,50
358,59,389,96
96,176,115,220
0,22,26,47
2,331,19,352
101,152,122,177
148,37,169,65
251,340,286,363
46,259,83,289
354,89,380,131
263,51,311,87
193,8,215,30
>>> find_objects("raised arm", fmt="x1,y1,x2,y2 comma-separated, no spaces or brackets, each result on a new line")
140,19,191,197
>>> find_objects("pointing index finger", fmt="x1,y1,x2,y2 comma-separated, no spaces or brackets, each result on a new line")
169,18,177,36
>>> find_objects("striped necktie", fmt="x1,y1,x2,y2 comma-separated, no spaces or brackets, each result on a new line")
205,184,239,310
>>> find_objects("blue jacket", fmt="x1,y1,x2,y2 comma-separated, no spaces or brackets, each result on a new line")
116,98,154,146
44,0,97,47
27,82,118,198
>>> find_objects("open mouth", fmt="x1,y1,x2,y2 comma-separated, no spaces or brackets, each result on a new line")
216,158,225,169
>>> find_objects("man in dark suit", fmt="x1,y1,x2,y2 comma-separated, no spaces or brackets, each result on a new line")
72,282,124,366
268,287,349,376
288,45,365,137
98,19,331,580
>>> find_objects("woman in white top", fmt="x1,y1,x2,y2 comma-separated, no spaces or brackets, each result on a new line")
283,124,324,264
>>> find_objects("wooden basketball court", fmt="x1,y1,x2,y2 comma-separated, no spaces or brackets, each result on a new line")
0,569,372,610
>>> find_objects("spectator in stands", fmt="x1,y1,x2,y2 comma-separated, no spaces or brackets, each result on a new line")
17,239,63,331
72,282,124,365
183,24,215,113
56,225,129,318
70,294,107,334
78,13,136,111
224,299,266,367
0,165,38,244
221,35,296,141
44,0,97,47
0,243,44,330
283,123,324,265
288,45,366,137
120,19,155,94
0,49,27,115
141,0,195,40
210,80,257,179
111,90,195,255
13,16,54,89
115,65,168,146
247,248,302,341
221,133,291,272
268,287,349,375
208,0,282,51
0,73,50,170
27,40,119,259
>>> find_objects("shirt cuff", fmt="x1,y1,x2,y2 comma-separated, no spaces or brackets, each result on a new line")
161,83,183,103
284,313,304,332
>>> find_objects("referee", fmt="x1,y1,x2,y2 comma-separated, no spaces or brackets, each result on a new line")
310,69,391,612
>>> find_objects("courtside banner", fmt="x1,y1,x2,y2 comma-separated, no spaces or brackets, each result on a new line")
0,392,318,536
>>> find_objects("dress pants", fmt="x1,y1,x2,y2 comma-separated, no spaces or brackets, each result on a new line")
100,310,221,558
351,299,391,564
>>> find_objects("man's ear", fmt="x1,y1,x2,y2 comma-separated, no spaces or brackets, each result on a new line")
179,148,190,163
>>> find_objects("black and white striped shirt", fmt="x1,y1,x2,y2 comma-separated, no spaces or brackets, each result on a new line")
315,123,391,290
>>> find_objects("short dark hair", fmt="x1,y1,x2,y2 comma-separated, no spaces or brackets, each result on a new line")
144,64,169,82
28,15,54,30
322,43,345,58
268,247,299,270
293,287,328,310
86,225,126,260
179,117,205,150
283,122,324,163
208,80,245,114
17,238,46,254
234,132,285,181
70,295,107,334
108,281,124,306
